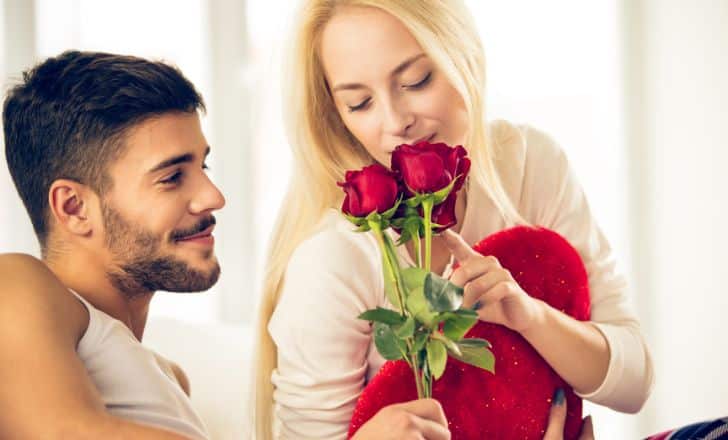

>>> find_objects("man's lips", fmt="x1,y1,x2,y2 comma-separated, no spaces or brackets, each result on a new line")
176,225,215,241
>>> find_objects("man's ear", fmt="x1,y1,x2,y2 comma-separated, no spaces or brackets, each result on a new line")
48,179,99,237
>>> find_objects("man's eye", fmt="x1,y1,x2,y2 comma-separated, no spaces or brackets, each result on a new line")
347,97,371,113
160,171,183,184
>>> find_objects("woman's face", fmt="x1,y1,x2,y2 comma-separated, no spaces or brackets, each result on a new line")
320,6,469,167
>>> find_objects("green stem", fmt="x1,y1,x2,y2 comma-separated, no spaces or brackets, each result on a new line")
372,221,429,399
422,198,434,273
422,361,432,398
411,352,424,398
370,221,406,316
413,230,423,268
383,233,407,300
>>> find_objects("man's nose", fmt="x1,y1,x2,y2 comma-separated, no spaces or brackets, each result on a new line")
189,173,226,214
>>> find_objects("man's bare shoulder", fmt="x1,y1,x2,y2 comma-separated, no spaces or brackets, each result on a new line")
0,253,87,343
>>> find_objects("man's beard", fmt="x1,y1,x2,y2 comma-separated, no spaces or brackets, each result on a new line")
102,203,220,297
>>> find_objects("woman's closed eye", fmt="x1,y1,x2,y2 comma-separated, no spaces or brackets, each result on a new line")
345,72,432,113
347,97,371,113
403,71,432,90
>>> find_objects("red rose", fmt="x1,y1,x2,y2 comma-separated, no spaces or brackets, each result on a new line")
391,142,471,195
431,192,457,231
338,164,400,217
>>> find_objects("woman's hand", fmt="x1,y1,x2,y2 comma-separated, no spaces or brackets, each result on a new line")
352,398,451,440
441,229,545,333
544,389,595,440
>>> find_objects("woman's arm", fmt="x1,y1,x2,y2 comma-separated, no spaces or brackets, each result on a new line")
444,125,653,413
442,231,610,395
268,217,384,438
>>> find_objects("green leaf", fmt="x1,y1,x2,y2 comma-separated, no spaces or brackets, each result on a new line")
431,331,462,357
354,223,371,232
395,226,413,246
365,211,381,222
381,196,403,219
402,267,428,291
442,312,478,341
458,338,492,349
405,286,437,327
424,273,464,312
394,316,415,339
451,340,495,373
344,213,363,224
405,194,425,208
358,307,406,325
426,339,448,380
344,213,369,230
412,330,429,352
373,322,407,360
397,216,423,246
432,176,458,205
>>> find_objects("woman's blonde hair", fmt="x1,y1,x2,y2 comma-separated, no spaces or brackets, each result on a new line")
252,1,523,437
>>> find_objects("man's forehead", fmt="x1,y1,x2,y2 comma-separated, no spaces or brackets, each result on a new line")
113,112,208,172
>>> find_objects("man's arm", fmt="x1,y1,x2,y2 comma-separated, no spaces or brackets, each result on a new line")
0,254,194,440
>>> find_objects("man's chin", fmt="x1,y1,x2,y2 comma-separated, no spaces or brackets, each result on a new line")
166,259,221,293
111,255,221,295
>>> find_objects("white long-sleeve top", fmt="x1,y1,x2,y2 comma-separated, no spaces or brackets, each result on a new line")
268,121,654,439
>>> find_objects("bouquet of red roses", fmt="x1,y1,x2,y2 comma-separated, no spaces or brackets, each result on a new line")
338,141,495,398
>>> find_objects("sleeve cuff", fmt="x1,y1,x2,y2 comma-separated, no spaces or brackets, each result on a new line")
575,321,653,413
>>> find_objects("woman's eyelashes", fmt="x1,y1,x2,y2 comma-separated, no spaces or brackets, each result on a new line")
347,97,371,113
346,71,433,113
404,71,432,90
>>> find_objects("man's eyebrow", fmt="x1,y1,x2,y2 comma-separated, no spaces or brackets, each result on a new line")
147,146,211,174
331,53,427,92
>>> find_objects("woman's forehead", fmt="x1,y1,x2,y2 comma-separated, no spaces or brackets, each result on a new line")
320,6,424,82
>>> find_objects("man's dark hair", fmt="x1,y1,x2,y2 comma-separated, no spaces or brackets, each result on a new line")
3,50,205,252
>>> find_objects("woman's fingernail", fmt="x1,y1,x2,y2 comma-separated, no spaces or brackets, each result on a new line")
552,388,565,406
472,300,483,311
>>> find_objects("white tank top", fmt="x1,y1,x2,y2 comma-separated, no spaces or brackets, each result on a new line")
70,290,209,440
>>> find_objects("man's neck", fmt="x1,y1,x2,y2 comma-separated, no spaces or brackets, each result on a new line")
45,251,153,341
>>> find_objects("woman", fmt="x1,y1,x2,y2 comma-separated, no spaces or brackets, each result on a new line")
252,1,653,438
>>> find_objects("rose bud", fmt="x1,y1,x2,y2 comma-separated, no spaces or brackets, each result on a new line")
338,163,400,217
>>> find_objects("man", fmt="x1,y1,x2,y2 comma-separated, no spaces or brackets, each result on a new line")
0,51,224,439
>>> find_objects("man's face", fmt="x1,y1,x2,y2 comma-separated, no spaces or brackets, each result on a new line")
100,111,226,295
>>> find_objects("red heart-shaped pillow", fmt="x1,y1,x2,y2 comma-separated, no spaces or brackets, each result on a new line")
348,226,591,439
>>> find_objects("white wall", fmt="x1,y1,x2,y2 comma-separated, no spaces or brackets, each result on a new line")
1,0,38,256
625,0,728,435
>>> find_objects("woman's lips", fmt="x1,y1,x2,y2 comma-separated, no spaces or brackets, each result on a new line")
413,133,436,144
388,133,437,155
